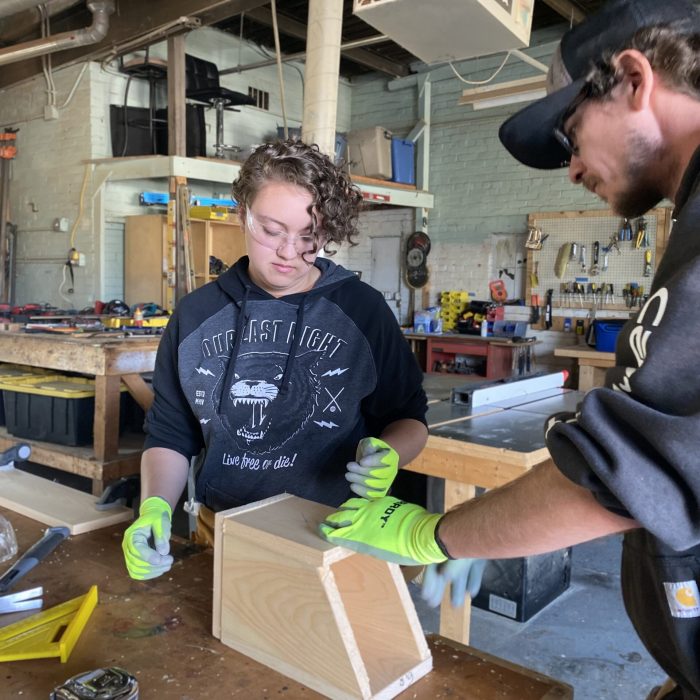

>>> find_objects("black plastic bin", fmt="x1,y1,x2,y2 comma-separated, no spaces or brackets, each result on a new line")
472,548,572,622
1,376,128,447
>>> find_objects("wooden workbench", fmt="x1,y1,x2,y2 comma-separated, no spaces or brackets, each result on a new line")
405,332,536,379
1,509,572,699
554,346,615,391
404,387,582,646
0,332,158,494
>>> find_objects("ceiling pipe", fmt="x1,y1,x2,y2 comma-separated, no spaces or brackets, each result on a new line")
0,1,81,42
0,0,114,67
0,0,53,20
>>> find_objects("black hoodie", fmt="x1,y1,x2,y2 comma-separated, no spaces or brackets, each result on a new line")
144,256,427,511
545,147,700,697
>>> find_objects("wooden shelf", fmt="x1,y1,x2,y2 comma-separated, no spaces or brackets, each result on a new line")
124,214,245,308
0,426,144,483
91,156,434,209
0,332,158,493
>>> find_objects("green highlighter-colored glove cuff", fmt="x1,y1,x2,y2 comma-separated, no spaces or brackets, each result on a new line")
412,512,450,563
140,496,172,520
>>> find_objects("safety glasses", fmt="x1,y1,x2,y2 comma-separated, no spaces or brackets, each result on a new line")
244,208,319,255
552,85,592,164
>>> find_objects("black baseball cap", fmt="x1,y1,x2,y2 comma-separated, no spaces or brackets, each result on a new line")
499,0,700,169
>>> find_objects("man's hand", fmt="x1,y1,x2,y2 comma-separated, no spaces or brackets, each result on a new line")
122,496,174,580
421,558,487,608
345,437,399,499
319,496,447,566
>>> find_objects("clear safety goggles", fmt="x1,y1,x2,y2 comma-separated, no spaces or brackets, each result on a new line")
245,208,320,255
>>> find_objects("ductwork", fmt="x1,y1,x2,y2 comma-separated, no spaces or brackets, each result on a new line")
0,0,114,67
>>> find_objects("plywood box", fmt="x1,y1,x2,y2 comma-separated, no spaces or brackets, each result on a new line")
213,494,432,700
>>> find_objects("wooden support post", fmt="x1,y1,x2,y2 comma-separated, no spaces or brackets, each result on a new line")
93,374,122,473
439,480,476,644
167,34,187,157
214,494,432,700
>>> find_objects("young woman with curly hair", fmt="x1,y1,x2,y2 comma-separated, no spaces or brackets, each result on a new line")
123,139,428,578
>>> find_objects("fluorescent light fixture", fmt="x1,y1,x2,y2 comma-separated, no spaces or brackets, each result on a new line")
471,88,546,110
459,76,547,110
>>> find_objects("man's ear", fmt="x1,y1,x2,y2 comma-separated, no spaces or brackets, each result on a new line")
237,206,246,228
614,49,655,111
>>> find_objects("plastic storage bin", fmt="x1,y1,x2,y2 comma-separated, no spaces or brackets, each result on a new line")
0,364,50,426
0,375,127,446
346,126,392,179
391,137,415,184
472,548,572,622
594,319,627,352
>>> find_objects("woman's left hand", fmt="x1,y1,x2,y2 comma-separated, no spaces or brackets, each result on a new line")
345,437,399,499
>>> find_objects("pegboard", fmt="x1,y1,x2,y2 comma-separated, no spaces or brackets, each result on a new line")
526,207,672,311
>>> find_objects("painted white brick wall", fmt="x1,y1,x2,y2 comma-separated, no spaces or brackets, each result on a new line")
348,29,602,311
0,62,97,307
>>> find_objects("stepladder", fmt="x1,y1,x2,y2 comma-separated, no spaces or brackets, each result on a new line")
213,494,432,700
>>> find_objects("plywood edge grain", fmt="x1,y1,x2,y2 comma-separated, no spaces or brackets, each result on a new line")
0,468,132,534
372,657,433,700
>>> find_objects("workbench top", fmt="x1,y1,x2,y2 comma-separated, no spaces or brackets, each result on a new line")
1,509,572,699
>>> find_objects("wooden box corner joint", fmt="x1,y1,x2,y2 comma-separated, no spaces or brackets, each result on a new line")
213,494,432,700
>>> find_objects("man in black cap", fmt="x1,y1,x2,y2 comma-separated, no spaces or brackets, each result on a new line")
320,1,700,697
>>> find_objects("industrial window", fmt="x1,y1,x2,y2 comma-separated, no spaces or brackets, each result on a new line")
248,87,270,111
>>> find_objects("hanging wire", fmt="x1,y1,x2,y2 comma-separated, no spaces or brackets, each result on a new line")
448,50,512,85
270,0,288,138
39,4,57,108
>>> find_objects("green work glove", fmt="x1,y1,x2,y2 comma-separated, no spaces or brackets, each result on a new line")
122,496,174,580
345,437,399,499
421,558,487,608
319,496,447,566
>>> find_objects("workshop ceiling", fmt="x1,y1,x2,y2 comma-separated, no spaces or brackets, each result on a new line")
215,1,607,78
0,0,608,89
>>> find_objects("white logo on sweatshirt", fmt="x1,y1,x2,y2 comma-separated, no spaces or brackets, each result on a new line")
614,288,669,393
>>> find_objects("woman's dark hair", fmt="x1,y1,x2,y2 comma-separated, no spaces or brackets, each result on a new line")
232,139,363,256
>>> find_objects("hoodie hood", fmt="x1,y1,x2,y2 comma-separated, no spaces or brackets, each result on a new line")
215,257,358,414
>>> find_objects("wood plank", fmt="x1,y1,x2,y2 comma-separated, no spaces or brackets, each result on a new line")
0,427,143,482
167,34,187,157
0,333,159,376
121,373,154,411
93,375,121,465
439,480,477,646
0,468,132,534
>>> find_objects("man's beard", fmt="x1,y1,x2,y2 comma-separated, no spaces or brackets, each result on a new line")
612,133,667,219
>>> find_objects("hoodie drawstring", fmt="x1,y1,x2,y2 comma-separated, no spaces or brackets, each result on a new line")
217,285,250,415
280,299,305,395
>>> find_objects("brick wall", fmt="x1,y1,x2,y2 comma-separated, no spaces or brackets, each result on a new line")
347,29,603,309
